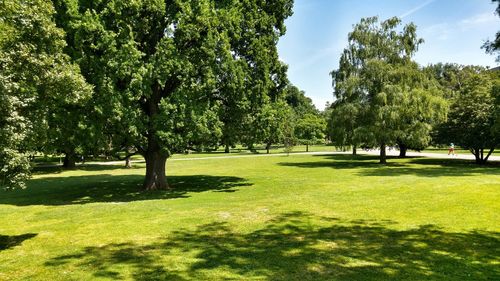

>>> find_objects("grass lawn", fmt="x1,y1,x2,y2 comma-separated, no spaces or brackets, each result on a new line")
1,154,499,280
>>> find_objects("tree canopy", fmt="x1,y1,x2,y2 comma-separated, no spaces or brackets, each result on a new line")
0,0,91,189
432,66,500,164
330,16,446,163
51,0,294,190
295,113,326,152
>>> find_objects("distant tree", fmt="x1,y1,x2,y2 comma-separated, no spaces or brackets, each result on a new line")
434,67,500,164
53,0,293,190
482,0,500,61
285,84,318,116
493,76,500,141
282,111,296,156
328,102,362,155
331,17,446,163
254,102,294,154
0,0,91,189
295,113,326,152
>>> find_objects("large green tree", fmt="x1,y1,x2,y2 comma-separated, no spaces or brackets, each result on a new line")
433,66,500,164
53,0,293,190
331,17,446,163
255,101,294,154
295,113,326,152
0,0,91,189
328,101,362,154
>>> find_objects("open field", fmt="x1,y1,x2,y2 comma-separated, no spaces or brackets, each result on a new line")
1,154,499,280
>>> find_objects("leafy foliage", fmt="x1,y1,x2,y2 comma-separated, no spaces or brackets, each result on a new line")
482,0,500,62
0,0,91,188
330,16,446,162
295,113,326,151
53,0,294,189
433,67,500,164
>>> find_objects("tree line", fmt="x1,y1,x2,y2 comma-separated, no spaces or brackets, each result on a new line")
1,0,328,190
327,15,500,165
1,0,499,190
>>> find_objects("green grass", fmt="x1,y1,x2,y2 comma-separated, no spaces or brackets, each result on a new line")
1,154,499,280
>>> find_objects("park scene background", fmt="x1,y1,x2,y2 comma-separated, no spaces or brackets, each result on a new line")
1,0,499,280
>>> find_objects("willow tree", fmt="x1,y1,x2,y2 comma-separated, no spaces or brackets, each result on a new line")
53,0,293,189
331,17,446,163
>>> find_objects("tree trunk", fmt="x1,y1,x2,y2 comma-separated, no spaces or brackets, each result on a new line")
473,149,481,164
266,142,271,154
125,156,132,168
472,148,494,165
306,144,309,152
224,143,230,153
484,148,494,163
63,152,76,168
399,145,407,158
248,143,255,153
352,145,357,156
379,143,387,164
143,150,168,190
396,140,407,158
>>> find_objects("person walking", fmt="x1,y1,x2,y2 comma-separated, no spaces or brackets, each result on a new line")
448,143,456,156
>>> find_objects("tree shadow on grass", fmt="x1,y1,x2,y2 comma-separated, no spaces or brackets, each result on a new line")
0,233,37,251
44,212,500,280
31,164,145,176
0,175,252,206
279,154,500,177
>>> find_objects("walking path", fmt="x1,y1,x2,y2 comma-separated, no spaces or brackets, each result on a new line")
37,149,499,168
360,149,500,162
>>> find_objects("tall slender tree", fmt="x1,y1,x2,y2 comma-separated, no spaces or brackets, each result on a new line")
331,17,446,163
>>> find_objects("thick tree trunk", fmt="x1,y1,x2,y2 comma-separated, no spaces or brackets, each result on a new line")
143,150,168,190
266,142,271,154
125,156,132,168
306,144,309,152
379,143,387,164
248,143,255,153
472,148,494,165
399,145,407,158
224,144,230,153
142,81,171,191
396,140,407,158
352,145,357,156
63,152,76,168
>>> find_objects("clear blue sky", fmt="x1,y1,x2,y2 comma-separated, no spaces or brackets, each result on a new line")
277,0,500,110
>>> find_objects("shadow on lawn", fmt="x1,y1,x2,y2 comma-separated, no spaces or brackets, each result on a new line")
279,154,500,177
0,233,37,251
44,212,500,280
0,175,251,206
31,163,145,175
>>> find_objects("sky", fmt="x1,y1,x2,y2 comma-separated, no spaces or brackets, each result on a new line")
277,0,500,110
